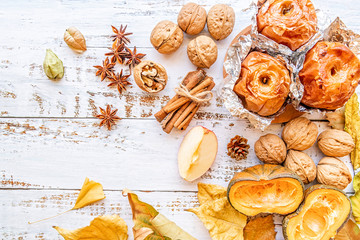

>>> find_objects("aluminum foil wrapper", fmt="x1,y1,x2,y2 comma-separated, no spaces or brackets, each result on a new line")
222,1,359,130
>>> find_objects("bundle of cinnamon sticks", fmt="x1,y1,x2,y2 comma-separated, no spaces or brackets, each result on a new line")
155,69,215,134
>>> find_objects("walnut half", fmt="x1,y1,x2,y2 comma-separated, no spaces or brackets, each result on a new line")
133,60,168,93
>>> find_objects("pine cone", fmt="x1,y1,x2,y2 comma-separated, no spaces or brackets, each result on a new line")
227,135,250,161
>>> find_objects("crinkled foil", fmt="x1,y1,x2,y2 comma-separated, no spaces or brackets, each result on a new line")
222,1,359,130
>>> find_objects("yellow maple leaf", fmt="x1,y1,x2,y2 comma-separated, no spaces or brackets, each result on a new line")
29,177,105,224
53,215,128,240
188,183,247,240
244,215,276,240
345,93,360,169
72,177,106,209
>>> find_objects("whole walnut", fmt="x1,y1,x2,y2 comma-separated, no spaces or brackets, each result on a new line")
207,4,235,40
284,150,316,184
317,129,355,157
254,134,287,164
282,117,318,150
177,2,207,35
317,157,352,190
187,35,218,68
150,20,183,54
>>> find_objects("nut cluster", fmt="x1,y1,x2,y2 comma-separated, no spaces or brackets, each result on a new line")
253,116,353,188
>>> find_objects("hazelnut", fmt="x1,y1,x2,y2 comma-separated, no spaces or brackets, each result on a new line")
187,35,218,68
317,129,355,157
254,134,287,164
150,20,183,54
282,117,318,150
177,3,207,35
133,60,167,93
317,157,352,190
284,150,316,184
207,4,235,40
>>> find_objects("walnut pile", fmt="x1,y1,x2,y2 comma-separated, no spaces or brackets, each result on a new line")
317,157,352,189
177,2,207,35
150,20,183,54
227,135,250,161
317,129,355,157
284,150,316,184
254,134,286,164
282,117,318,150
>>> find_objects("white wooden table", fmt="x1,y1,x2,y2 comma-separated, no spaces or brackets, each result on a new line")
1,0,359,239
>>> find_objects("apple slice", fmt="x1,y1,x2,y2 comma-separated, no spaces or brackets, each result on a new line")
178,126,218,181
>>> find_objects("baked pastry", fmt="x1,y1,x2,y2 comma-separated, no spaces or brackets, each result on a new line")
299,41,360,110
257,0,317,50
233,51,291,116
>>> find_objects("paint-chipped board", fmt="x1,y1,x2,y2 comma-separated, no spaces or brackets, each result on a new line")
0,0,360,119
0,189,287,240
0,118,355,194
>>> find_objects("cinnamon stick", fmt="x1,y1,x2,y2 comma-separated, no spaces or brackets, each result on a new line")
178,105,200,130
162,78,214,114
163,102,190,134
154,69,205,122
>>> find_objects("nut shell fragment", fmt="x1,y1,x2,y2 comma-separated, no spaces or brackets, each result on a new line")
150,20,183,54
254,134,287,164
133,60,168,93
282,117,318,150
317,157,352,190
177,2,207,35
207,4,235,40
317,129,355,157
284,150,316,184
187,35,218,68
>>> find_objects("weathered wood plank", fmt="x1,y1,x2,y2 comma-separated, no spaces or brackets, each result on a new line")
0,118,355,193
0,189,286,240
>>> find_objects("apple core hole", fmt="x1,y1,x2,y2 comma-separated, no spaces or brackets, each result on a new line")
282,4,293,15
331,67,337,76
261,76,270,85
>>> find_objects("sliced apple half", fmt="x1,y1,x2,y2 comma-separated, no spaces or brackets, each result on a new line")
178,126,218,181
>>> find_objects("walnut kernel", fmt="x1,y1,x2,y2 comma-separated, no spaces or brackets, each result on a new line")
133,60,168,93
177,2,207,35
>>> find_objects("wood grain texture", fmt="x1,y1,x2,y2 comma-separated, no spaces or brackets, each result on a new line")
1,0,360,239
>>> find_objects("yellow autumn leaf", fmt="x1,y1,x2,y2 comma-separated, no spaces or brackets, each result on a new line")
244,215,276,240
54,215,128,240
29,177,105,224
345,93,360,169
73,177,106,209
188,183,247,240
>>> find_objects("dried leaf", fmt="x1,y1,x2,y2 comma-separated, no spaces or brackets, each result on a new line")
345,93,360,169
335,219,360,240
188,183,247,240
244,215,276,240
326,109,345,130
350,191,360,223
197,182,227,205
125,190,196,240
53,215,128,240
43,49,64,79
354,172,360,192
73,177,105,209
64,27,87,53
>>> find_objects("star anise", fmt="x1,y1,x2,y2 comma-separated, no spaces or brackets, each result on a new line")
93,57,115,81
124,46,146,69
105,43,128,64
96,105,121,130
108,70,132,94
111,25,132,47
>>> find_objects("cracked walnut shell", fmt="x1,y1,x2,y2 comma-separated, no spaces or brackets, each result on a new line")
282,117,318,150
255,134,287,164
133,60,168,93
150,20,183,54
284,150,316,184
187,35,218,68
317,157,352,190
207,4,235,40
317,129,355,157
177,2,207,35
